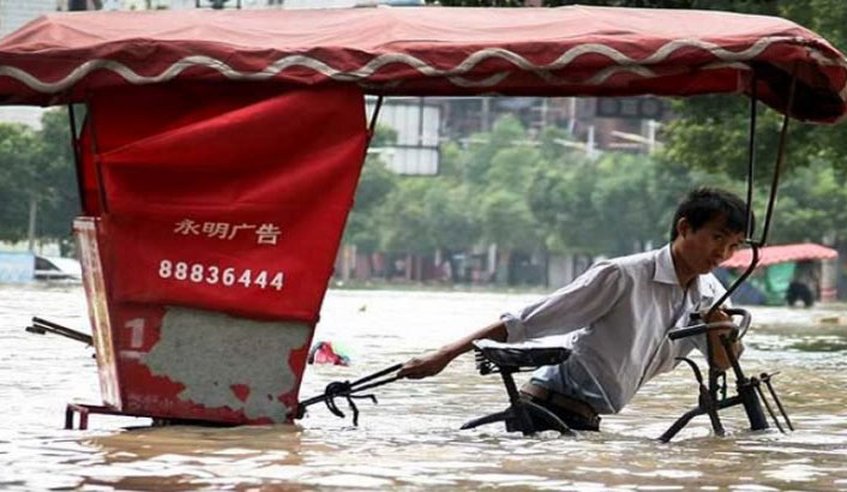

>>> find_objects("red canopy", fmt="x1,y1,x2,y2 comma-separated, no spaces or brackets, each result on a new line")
1,6,846,122
721,243,838,269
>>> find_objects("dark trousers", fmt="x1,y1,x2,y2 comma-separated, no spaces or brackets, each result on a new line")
522,394,601,432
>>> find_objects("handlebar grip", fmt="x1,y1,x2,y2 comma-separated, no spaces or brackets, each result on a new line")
667,308,752,341
667,321,741,341
668,324,703,340
723,307,752,338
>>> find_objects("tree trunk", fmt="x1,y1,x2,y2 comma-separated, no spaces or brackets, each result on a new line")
496,248,511,286
27,196,37,253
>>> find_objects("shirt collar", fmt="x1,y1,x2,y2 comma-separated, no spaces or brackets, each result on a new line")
654,244,680,286
654,243,708,296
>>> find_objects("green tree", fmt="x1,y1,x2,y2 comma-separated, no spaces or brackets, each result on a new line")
437,140,464,181
378,179,438,254
527,156,601,254
343,155,398,253
362,114,552,284
592,154,668,254
37,109,80,247
422,180,479,254
770,160,847,244
0,122,48,244
781,0,847,52
343,124,400,264
479,188,540,283
462,115,528,187
472,117,545,283
0,109,80,250
528,151,699,257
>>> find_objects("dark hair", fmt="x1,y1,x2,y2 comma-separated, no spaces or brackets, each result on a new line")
669,187,751,242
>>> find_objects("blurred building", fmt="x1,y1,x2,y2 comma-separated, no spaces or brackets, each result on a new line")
0,0,56,34
435,96,667,157
0,0,58,127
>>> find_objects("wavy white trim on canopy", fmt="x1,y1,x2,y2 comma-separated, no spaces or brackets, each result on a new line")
1,35,839,94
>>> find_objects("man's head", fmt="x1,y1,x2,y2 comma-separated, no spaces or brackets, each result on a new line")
670,187,749,277
670,187,749,242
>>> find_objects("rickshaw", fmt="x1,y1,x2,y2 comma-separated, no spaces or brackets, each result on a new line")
0,5,845,440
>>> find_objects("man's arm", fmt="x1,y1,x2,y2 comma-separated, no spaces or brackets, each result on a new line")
398,320,507,379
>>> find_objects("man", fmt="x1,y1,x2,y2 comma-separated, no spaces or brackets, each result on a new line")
398,187,747,431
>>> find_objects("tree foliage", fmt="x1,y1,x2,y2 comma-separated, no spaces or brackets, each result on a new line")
0,109,78,245
343,125,400,253
0,123,40,241
37,110,80,242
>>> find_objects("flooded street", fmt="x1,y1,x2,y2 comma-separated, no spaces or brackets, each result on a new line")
2,284,847,490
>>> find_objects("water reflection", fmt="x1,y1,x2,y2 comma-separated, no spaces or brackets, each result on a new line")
783,337,847,352
2,285,847,490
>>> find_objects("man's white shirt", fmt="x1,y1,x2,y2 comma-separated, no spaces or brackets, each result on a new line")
502,244,727,414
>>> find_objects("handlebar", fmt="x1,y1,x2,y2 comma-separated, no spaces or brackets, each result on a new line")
667,308,751,341
724,308,752,338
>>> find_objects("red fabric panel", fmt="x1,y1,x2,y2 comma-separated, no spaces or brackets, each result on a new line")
721,243,838,269
77,125,102,216
84,84,366,322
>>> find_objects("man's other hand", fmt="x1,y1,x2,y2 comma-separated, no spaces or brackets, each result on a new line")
705,308,744,371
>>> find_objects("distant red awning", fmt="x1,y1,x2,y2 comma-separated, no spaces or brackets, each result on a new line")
721,243,838,269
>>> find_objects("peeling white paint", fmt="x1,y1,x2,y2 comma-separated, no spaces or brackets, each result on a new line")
143,307,310,423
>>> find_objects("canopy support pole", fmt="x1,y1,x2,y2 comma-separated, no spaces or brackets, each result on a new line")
760,71,798,244
366,95,384,144
710,67,797,313
745,73,758,240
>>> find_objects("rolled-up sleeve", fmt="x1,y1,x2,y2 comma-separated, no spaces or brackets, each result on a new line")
502,262,626,343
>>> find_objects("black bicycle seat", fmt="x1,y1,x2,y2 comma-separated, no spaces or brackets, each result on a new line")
472,339,571,370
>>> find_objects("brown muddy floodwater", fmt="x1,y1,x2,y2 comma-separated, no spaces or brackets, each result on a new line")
2,284,847,491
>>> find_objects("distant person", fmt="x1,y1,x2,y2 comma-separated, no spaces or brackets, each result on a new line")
307,341,351,366
399,187,746,431
785,280,814,308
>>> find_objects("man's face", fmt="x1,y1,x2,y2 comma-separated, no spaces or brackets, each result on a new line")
675,215,745,275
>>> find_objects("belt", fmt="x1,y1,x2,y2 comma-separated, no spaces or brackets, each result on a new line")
520,382,599,424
